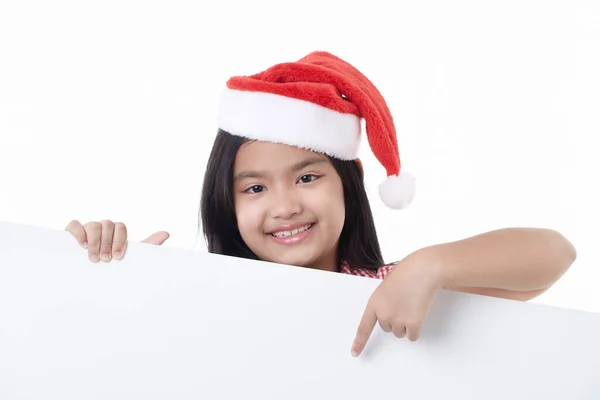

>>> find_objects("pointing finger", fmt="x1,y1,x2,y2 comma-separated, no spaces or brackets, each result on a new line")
352,306,377,357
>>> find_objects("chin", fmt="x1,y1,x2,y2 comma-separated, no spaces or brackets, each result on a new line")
273,255,315,269
266,251,320,269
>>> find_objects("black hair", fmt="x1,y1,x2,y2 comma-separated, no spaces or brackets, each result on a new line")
199,129,385,271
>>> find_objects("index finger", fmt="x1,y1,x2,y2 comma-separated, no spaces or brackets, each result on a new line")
351,306,377,357
65,220,87,248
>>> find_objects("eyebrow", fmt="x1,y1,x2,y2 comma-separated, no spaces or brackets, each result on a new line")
233,156,327,181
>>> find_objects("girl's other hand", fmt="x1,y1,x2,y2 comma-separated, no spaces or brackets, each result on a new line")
65,220,169,262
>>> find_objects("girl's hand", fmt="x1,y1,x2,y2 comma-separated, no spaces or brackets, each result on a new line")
65,220,170,262
351,250,443,357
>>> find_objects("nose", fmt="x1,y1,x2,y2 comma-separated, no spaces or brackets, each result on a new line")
269,187,303,219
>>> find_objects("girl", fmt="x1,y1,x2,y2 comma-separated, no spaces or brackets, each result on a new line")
65,51,577,358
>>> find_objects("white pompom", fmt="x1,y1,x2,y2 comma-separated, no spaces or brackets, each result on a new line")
378,172,416,209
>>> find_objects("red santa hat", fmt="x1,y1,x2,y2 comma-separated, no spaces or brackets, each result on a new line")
216,51,415,209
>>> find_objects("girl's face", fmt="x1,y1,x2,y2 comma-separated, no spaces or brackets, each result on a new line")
233,140,346,272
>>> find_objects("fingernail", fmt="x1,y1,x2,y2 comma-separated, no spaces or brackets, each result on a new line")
82,242,87,249
114,251,122,259
101,254,110,261
90,254,99,262
351,349,359,357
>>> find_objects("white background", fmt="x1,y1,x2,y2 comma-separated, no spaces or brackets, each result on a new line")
0,0,598,313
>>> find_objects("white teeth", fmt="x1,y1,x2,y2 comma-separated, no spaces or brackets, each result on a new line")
271,224,312,238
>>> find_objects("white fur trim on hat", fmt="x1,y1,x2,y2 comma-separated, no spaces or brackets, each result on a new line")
378,172,416,209
217,87,362,160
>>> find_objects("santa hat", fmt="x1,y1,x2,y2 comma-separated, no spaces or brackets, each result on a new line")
216,51,415,209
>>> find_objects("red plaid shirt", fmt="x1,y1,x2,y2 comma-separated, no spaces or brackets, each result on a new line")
340,260,398,280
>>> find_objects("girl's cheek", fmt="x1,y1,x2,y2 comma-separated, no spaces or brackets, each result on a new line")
309,184,343,208
236,200,263,226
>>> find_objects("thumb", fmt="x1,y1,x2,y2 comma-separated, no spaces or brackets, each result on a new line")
351,306,377,357
141,231,170,245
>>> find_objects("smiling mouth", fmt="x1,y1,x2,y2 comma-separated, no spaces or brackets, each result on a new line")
269,223,314,238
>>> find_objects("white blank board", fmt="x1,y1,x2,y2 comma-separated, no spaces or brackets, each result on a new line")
0,220,599,399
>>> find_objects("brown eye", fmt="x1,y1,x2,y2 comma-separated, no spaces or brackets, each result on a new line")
245,185,265,193
298,174,318,184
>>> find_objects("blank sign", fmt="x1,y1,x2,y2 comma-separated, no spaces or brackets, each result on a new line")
1,220,599,399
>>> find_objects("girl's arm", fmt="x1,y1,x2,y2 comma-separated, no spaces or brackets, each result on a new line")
350,227,576,355
416,227,577,301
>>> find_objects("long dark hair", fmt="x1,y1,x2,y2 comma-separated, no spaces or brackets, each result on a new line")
199,129,385,270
